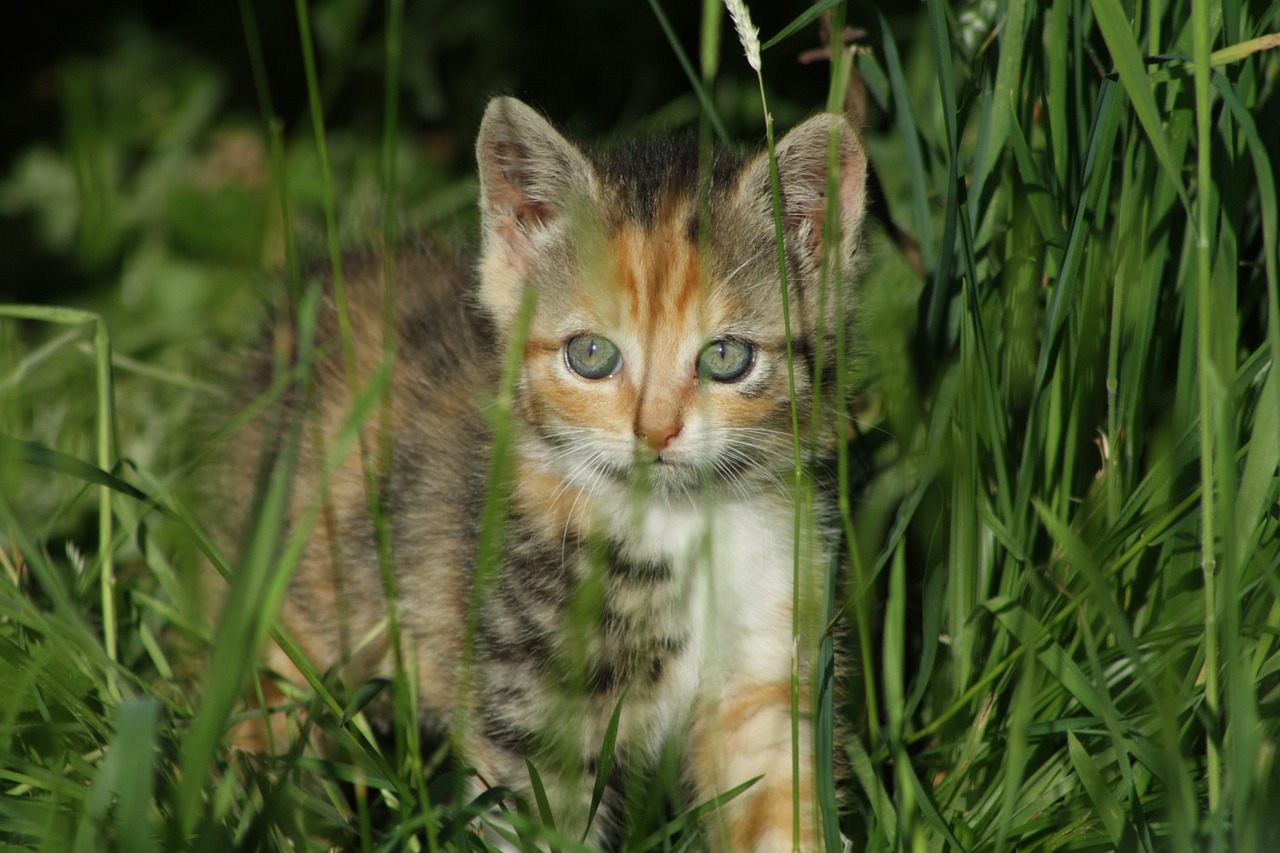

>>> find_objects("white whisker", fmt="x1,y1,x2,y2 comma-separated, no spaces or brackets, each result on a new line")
712,245,774,302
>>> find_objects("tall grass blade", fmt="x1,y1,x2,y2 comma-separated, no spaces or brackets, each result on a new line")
647,0,730,146
581,689,626,841
760,0,845,52
870,11,934,269
972,0,1027,206
921,0,962,349
0,435,163,512
1066,731,1129,846
525,759,558,836
1088,0,1191,213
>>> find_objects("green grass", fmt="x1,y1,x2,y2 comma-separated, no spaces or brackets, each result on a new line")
3,0,1279,850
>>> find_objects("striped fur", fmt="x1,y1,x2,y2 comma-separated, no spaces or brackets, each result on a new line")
217,96,867,850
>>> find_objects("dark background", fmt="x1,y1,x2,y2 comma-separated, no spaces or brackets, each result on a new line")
2,0,898,304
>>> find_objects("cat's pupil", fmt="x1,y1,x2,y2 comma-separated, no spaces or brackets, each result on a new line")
565,335,622,380
698,339,753,383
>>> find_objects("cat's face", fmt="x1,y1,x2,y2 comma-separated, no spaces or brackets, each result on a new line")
516,213,799,497
475,97,867,499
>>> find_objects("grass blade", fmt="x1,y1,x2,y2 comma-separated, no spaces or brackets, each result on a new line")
1067,731,1129,846
525,759,558,836
760,0,845,51
647,0,730,146
582,689,625,841
1088,0,1191,214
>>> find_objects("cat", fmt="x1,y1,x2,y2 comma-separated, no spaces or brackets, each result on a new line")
216,95,868,851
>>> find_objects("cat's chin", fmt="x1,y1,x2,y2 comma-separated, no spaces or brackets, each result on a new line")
627,460,699,495
618,456,771,500
544,439,777,500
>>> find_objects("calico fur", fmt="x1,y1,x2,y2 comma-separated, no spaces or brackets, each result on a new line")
215,96,867,851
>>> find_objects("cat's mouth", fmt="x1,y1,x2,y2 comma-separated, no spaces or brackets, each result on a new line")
570,449,698,493
535,428,763,495
627,448,758,494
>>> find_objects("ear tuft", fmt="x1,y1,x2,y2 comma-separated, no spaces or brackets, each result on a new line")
476,97,595,268
740,113,869,270
475,97,596,327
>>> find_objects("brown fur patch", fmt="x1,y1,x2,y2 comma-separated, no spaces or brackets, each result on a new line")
212,96,869,850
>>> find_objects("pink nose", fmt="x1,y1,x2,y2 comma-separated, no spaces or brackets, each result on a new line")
638,423,681,453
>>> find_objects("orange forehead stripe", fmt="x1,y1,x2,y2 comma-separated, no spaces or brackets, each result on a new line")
609,218,706,335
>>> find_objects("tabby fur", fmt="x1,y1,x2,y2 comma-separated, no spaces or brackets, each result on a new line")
215,96,867,851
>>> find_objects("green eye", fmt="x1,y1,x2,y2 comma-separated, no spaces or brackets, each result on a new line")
565,335,622,380
698,339,754,382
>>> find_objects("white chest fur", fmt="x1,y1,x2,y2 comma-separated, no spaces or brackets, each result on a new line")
606,491,813,700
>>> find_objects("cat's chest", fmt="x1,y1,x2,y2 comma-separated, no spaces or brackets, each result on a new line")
603,495,801,674
583,493,801,756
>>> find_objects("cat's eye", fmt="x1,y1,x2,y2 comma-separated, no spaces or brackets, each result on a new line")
698,339,754,383
565,335,623,380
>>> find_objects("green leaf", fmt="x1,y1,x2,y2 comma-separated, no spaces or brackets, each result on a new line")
974,0,1027,192
340,677,391,726
1088,0,1191,214
526,759,558,835
984,598,1107,720
1067,732,1129,845
872,10,934,268
0,435,164,515
760,0,845,51
633,775,760,852
646,0,730,146
583,687,625,840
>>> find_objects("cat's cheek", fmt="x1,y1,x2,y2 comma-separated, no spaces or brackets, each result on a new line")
713,388,788,433
525,357,633,437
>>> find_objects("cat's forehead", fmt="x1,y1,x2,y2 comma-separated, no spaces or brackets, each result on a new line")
558,209,754,336
525,139,780,340
590,137,742,229
606,217,707,330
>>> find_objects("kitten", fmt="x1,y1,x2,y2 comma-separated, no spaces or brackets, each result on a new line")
218,96,867,851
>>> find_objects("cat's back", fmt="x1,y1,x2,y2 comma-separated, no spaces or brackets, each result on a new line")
216,239,494,694
230,238,493,493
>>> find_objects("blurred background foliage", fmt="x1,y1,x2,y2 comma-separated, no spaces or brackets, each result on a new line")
0,0,894,540
1,0,868,302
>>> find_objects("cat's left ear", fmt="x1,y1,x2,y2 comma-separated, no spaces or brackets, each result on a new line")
739,112,868,273
475,97,597,328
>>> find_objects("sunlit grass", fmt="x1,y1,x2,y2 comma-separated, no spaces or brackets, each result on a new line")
2,1,1279,850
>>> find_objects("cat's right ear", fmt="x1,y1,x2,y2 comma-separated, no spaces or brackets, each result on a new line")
476,97,595,327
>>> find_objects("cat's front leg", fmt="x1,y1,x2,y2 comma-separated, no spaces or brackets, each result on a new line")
458,693,625,852
461,753,616,852
690,681,820,852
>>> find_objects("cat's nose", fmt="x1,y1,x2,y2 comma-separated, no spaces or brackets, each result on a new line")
638,423,681,453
